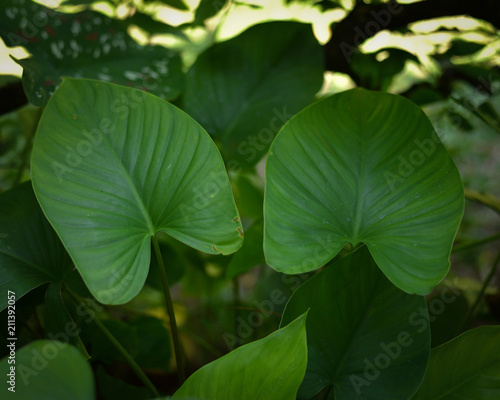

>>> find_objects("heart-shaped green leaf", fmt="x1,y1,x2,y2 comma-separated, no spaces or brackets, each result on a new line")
0,181,80,311
172,313,307,400
0,340,95,400
0,0,183,106
281,246,430,400
411,325,500,399
264,88,464,294
31,78,243,305
182,21,324,167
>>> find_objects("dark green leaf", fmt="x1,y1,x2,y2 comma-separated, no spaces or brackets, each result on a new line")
351,48,418,91
411,325,500,399
90,316,171,371
144,0,189,10
193,0,229,26
146,239,185,289
0,0,183,106
232,173,264,220
44,282,89,357
443,39,485,57
0,182,80,311
183,21,324,167
281,246,430,399
226,221,264,279
126,12,190,41
95,366,152,400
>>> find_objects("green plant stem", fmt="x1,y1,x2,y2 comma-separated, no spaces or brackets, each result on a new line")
233,277,240,348
465,189,500,215
152,234,186,384
460,249,500,332
452,232,500,253
66,289,160,398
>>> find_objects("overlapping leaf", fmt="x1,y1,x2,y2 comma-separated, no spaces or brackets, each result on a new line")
31,78,243,304
0,0,183,106
0,340,95,400
281,246,430,400
411,325,500,399
264,88,464,294
183,21,324,167
0,182,79,310
172,313,308,400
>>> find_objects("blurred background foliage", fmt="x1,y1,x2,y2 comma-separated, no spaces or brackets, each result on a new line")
0,0,499,397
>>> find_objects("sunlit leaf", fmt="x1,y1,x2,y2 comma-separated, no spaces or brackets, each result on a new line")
31,78,243,304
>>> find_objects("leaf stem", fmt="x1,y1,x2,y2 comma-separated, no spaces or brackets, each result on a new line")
66,289,160,398
153,233,186,384
460,249,500,332
452,232,500,253
465,189,500,215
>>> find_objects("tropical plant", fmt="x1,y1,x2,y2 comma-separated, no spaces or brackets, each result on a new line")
1,0,500,399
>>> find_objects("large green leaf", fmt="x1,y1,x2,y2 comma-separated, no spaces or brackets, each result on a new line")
172,313,308,400
0,340,95,399
0,0,183,106
182,21,324,167
281,246,430,400
0,182,79,311
411,325,500,399
31,78,243,305
264,88,464,295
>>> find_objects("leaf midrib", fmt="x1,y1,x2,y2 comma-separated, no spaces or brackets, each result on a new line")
100,115,155,236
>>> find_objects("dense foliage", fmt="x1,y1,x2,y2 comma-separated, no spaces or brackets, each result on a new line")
1,0,499,399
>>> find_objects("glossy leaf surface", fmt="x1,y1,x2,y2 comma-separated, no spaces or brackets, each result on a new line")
265,88,464,294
